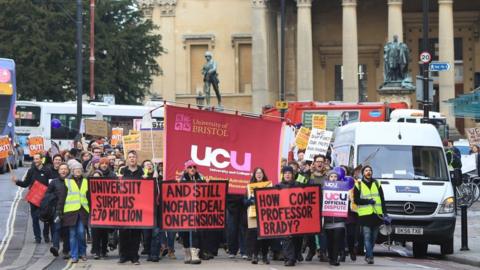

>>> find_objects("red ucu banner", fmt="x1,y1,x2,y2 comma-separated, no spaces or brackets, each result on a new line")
164,105,284,195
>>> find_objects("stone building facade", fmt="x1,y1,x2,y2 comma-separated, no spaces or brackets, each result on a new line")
139,0,480,130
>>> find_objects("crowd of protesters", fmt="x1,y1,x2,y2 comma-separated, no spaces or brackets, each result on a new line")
11,138,390,267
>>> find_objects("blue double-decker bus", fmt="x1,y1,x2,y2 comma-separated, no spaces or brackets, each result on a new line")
0,58,17,172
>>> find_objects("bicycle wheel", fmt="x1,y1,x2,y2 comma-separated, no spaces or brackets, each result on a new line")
471,183,480,203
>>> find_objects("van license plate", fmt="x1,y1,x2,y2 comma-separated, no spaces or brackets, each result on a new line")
394,227,423,235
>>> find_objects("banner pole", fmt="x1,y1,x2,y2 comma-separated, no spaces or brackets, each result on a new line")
6,156,15,182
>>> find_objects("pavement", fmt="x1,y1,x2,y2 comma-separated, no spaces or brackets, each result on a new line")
444,202,480,267
0,166,479,269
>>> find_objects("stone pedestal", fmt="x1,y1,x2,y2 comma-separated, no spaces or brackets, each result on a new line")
378,82,415,108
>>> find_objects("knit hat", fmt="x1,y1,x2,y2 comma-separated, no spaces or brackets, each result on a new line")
99,157,110,165
184,160,196,170
327,170,339,180
361,165,373,175
69,161,83,171
91,156,101,165
282,166,294,174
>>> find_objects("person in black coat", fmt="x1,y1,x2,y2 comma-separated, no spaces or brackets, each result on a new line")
91,158,116,259
13,153,53,243
278,166,303,267
47,163,70,257
49,154,64,180
117,151,143,265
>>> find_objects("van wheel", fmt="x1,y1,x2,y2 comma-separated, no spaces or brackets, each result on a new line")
413,242,428,258
441,238,454,255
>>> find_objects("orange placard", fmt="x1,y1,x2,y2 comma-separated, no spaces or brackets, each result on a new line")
25,180,48,207
111,128,124,147
312,115,327,130
28,136,45,157
0,136,11,159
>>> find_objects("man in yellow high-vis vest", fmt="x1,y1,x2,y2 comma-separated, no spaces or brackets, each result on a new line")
62,161,89,263
353,165,388,265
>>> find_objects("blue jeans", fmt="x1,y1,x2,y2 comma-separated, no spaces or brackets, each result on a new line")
150,228,162,258
226,201,247,255
30,204,51,241
69,218,86,260
52,222,62,249
160,231,176,250
363,226,379,259
315,232,328,252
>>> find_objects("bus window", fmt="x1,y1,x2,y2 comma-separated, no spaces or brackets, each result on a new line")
397,118,405,122
51,114,79,140
15,105,41,127
406,118,417,123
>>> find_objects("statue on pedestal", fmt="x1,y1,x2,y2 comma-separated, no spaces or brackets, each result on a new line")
202,51,222,107
383,35,415,90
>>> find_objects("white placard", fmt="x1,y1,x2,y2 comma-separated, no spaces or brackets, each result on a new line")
304,128,333,161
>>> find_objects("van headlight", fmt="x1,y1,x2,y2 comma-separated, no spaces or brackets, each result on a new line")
438,197,455,214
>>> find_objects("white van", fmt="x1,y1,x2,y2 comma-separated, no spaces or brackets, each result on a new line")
333,122,456,257
390,109,448,140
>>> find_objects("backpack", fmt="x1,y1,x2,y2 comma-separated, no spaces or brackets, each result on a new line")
39,191,58,223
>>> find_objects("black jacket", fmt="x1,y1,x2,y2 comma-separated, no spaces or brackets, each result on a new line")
119,165,143,180
100,168,117,179
46,177,67,218
16,164,52,188
353,178,387,227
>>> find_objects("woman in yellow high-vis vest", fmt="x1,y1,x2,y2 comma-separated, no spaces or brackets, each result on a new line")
353,165,388,265
62,161,89,263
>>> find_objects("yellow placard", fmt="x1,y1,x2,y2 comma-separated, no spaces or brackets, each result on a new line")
247,181,273,218
295,127,311,150
129,130,140,135
122,134,141,158
312,115,327,130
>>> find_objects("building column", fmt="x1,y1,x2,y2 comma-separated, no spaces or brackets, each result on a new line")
252,0,271,113
296,0,314,101
342,0,359,102
387,0,403,42
438,0,456,126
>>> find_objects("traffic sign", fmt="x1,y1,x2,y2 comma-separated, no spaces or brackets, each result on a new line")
420,51,432,64
429,62,451,72
275,101,288,110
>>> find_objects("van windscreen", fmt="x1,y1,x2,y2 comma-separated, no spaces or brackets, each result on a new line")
357,145,449,181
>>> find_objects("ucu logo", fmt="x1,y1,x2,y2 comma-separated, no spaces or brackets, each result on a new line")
191,145,252,171
324,182,338,188
325,192,348,201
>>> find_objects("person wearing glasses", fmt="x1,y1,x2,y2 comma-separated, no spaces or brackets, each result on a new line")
304,154,329,262
180,160,204,264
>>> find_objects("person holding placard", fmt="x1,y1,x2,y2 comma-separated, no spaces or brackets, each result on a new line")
118,150,143,265
179,160,204,265
13,153,53,244
277,166,302,267
245,167,271,265
323,170,347,266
